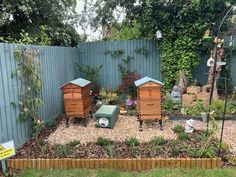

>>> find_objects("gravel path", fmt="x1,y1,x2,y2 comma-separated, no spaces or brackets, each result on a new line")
47,116,236,155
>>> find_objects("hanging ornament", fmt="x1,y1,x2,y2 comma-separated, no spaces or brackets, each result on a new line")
156,30,162,39
207,57,214,66
203,29,212,41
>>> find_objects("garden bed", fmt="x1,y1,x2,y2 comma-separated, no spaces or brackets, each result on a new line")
13,114,235,160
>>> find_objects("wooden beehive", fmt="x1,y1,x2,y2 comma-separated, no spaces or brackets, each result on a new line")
134,77,164,131
60,78,91,126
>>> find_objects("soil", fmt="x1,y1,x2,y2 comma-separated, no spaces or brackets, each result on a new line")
14,114,235,160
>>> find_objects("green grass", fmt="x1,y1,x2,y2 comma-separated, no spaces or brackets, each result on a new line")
17,168,236,177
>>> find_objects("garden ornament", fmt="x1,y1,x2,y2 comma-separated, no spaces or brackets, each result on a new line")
185,119,195,133
95,100,103,110
171,85,181,103
156,30,162,39
207,57,214,66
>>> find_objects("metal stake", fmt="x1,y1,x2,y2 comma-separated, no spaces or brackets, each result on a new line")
218,78,229,157
1,159,7,174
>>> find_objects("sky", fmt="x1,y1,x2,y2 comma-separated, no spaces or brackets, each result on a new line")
76,0,101,41
76,0,126,41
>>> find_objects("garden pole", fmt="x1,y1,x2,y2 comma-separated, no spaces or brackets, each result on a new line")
218,78,229,157
1,159,7,174
206,4,235,135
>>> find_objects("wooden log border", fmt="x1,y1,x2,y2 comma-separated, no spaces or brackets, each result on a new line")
7,158,221,170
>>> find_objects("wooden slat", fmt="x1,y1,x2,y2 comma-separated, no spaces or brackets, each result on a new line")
201,158,207,169
139,114,162,119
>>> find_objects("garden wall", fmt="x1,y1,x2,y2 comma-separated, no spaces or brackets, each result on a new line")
0,43,78,147
76,40,162,89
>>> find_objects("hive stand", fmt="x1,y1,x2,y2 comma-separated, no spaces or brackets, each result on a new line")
60,78,92,127
134,77,164,131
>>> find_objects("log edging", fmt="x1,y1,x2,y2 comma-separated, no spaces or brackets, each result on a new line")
7,158,222,170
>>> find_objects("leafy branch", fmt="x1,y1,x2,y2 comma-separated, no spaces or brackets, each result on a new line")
11,47,43,139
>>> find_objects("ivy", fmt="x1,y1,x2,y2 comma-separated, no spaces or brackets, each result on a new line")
160,37,199,90
11,47,43,139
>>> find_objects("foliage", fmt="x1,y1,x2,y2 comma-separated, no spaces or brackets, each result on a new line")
105,22,142,40
106,145,115,158
135,46,150,58
125,137,140,146
119,71,140,98
55,144,71,157
118,56,135,79
96,137,113,146
160,39,199,90
104,49,125,58
0,0,81,47
163,96,181,114
66,140,81,147
76,64,103,84
177,132,190,141
150,136,166,146
99,88,118,105
11,47,43,139
84,0,236,90
172,125,185,134
182,99,236,119
169,140,181,156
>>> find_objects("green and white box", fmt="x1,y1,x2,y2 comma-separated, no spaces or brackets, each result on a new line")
94,105,119,128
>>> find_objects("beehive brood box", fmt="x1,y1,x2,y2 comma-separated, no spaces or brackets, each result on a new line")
60,78,91,126
134,77,164,131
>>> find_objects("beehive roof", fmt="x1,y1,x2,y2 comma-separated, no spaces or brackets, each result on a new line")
134,76,164,87
60,78,91,88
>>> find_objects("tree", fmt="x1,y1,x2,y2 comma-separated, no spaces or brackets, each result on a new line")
0,0,82,46
83,0,235,90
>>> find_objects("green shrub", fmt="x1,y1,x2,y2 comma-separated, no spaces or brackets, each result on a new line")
200,147,217,158
169,140,180,156
125,137,139,146
187,149,200,158
106,145,115,158
66,140,80,147
172,125,185,134
196,134,208,142
177,132,190,141
150,136,166,146
55,144,71,157
96,137,113,146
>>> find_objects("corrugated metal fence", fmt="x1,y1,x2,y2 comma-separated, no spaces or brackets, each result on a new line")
76,40,161,88
0,43,78,147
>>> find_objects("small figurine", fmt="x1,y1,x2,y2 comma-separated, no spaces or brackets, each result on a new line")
185,119,195,133
171,85,181,103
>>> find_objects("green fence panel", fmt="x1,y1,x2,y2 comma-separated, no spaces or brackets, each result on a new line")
76,40,161,89
0,43,78,147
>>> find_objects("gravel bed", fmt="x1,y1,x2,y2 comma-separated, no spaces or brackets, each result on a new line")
47,115,236,155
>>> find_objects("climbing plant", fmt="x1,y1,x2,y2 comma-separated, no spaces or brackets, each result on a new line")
118,56,135,79
75,64,103,83
104,49,125,58
135,46,150,58
11,47,43,139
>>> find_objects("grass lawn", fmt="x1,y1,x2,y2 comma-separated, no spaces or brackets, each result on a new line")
17,168,236,177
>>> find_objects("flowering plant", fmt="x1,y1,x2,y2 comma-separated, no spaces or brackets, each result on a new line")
126,98,136,109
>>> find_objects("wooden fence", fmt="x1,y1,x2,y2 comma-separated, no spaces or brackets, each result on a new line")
7,158,221,170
